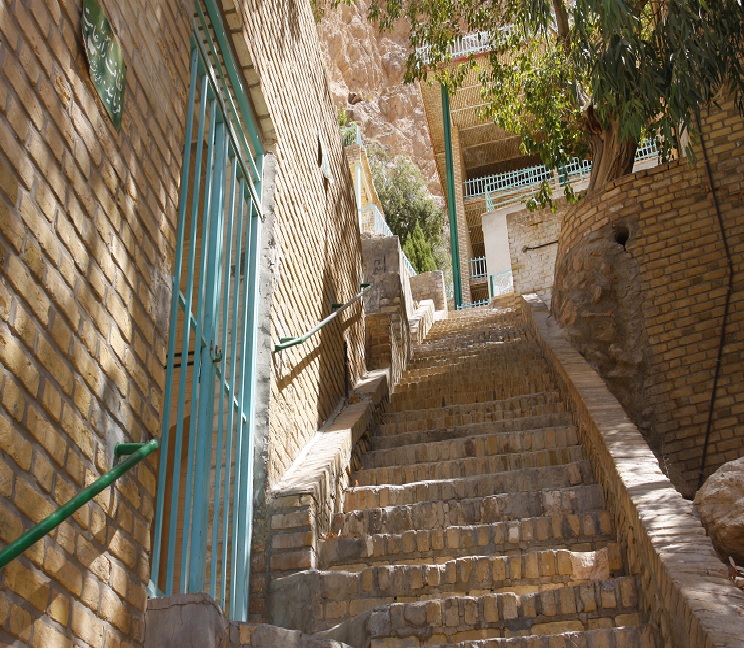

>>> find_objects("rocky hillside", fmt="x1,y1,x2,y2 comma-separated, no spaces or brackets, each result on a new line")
317,0,442,195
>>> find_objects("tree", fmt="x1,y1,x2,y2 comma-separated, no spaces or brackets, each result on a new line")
362,0,744,195
403,222,438,273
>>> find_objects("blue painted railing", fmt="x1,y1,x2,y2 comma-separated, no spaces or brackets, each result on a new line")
150,0,263,622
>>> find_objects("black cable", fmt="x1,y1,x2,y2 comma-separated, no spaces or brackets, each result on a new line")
695,110,734,492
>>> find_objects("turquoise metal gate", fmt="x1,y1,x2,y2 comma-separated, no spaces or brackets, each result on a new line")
150,0,264,621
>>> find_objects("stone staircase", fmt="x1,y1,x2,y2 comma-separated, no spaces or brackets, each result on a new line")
273,300,657,647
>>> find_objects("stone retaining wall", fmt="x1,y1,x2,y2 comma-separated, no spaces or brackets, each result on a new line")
523,294,744,648
552,97,744,495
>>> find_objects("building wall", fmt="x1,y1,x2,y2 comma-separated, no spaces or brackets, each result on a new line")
235,0,365,491
552,97,744,496
506,202,564,304
229,0,367,620
0,0,191,645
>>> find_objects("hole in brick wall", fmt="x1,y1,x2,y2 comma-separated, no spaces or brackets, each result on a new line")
613,224,630,248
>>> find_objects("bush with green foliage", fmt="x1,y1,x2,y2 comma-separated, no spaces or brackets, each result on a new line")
367,145,449,275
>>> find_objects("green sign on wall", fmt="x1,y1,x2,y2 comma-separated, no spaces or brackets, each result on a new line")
82,0,126,130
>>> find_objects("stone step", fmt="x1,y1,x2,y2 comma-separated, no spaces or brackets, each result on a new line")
372,625,657,648
335,484,606,537
354,446,586,487
345,461,594,509
362,576,645,646
371,416,574,452
401,346,547,377
362,426,580,470
320,512,616,570
379,400,567,436
299,549,625,631
389,382,558,413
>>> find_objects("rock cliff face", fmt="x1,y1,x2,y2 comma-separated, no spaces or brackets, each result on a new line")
317,1,442,195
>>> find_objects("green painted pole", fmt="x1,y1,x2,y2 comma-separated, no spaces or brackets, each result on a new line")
0,440,159,570
441,84,463,309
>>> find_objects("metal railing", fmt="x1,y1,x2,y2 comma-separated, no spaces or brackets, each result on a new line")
470,256,487,279
457,298,490,309
490,270,514,297
417,26,514,64
402,254,417,279
275,284,370,352
361,204,393,237
341,124,362,147
0,441,158,569
463,140,659,212
149,2,264,622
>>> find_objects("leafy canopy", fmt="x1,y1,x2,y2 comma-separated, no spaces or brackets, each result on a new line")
367,145,450,274
363,0,744,175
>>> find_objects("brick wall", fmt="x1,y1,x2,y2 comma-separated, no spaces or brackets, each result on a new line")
507,202,563,304
235,0,365,490
229,0,367,620
552,97,744,495
0,0,191,645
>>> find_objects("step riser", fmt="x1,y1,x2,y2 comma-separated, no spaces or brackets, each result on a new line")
370,625,657,648
363,577,642,643
315,576,642,636
363,427,579,470
320,512,616,569
346,462,594,509
355,447,586,486
337,485,606,536
380,405,567,436
389,385,559,412
372,417,574,451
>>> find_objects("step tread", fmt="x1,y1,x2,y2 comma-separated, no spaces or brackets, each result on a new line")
363,426,580,470
336,484,606,536
377,624,657,648
319,512,616,568
345,461,595,509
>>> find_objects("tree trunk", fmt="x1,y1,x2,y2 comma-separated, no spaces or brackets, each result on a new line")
584,107,637,194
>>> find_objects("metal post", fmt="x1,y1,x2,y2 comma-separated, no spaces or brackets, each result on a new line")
441,84,463,309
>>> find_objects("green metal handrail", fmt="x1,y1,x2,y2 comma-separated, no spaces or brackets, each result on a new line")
275,284,370,352
0,439,159,569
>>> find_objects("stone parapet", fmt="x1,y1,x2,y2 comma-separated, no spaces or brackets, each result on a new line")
267,370,390,587
522,293,744,648
410,270,448,313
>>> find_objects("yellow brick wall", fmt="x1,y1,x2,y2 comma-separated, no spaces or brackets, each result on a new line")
0,0,191,645
507,203,564,303
230,0,367,621
235,0,365,491
554,97,744,494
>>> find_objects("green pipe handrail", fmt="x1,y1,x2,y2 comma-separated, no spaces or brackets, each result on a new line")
0,439,159,569
275,284,370,352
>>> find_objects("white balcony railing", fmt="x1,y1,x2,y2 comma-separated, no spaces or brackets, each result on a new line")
470,256,487,279
417,26,514,64
463,140,660,212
